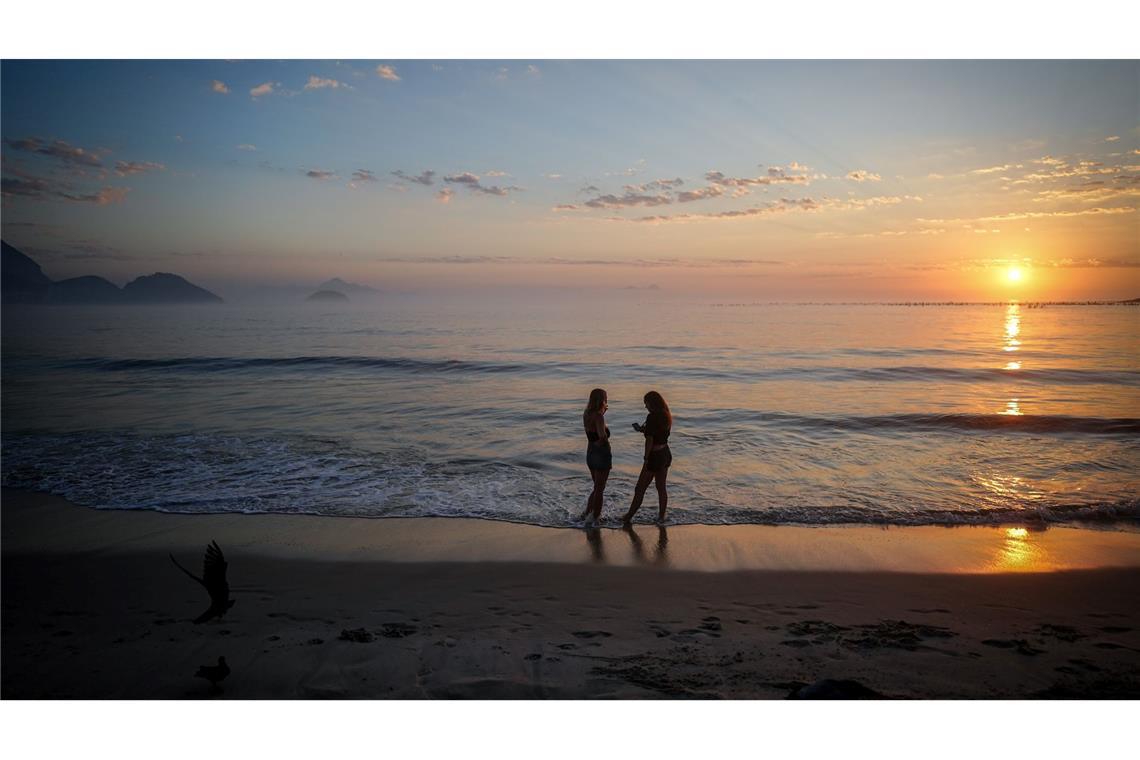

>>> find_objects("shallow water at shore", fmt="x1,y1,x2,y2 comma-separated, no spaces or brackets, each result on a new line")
3,298,1138,527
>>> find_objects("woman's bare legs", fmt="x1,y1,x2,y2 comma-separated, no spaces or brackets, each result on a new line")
621,466,655,525
654,466,669,522
580,468,610,522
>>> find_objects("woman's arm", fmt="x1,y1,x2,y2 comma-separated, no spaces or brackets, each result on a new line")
593,414,608,444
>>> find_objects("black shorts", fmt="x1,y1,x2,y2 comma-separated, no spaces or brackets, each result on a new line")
646,446,672,472
587,444,612,471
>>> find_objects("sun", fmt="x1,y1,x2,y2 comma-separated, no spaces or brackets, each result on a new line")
1006,266,1024,283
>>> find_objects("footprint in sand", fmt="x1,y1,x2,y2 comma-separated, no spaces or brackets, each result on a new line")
982,638,1044,656
571,630,613,639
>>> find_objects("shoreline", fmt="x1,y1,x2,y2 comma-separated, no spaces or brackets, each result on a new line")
4,488,1140,574
4,488,1140,698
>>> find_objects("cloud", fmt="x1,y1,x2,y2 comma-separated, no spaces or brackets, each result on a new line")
917,206,1135,226
443,172,522,197
1105,135,1121,142
927,173,945,180
553,204,581,211
484,170,508,177
392,169,436,186
1,176,55,199
1,171,128,205
846,170,882,182
705,169,809,189
58,186,130,205
114,160,165,176
304,75,347,91
604,195,917,224
211,80,230,94
305,169,335,180
675,185,726,203
250,82,277,98
4,137,104,167
434,187,454,204
583,191,672,209
444,172,480,185
236,144,257,152
351,169,378,183
969,163,1023,175
376,65,400,81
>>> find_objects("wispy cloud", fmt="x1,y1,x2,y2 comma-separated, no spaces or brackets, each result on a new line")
250,82,277,98
351,169,377,183
59,186,130,205
236,144,257,152
917,206,1136,226
845,170,882,182
371,255,786,268
705,169,809,188
392,169,436,186
4,137,105,167
211,80,230,95
376,65,400,81
304,75,347,91
605,195,915,224
443,172,522,197
305,169,335,180
583,191,672,209
434,187,454,204
114,160,165,177
1105,135,1121,142
969,163,1022,175
675,185,726,203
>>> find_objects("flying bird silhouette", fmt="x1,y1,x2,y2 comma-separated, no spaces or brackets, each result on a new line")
170,540,235,623
195,656,230,692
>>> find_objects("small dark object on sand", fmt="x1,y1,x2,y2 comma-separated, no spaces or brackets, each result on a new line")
787,678,884,700
195,656,230,692
170,540,235,624
339,627,375,643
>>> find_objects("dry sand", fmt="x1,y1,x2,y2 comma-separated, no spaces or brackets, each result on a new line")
3,488,1139,699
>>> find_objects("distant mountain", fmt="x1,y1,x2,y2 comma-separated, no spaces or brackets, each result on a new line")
123,273,223,304
3,241,223,306
49,276,124,304
318,277,379,296
2,241,53,303
306,289,349,303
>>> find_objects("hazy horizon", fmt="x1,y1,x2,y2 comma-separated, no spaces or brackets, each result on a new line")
2,60,1138,300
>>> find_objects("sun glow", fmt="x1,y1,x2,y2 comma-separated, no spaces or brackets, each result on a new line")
1006,266,1024,283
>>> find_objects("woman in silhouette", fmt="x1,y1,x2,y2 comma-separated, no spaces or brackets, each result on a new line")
578,388,612,525
621,390,672,525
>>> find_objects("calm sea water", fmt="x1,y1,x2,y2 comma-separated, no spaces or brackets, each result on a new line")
2,297,1138,528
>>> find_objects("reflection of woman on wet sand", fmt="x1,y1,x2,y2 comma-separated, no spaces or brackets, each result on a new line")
621,390,672,526
578,388,611,526
622,523,669,567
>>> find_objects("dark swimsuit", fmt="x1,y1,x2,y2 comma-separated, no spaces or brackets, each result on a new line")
586,423,612,471
641,410,672,472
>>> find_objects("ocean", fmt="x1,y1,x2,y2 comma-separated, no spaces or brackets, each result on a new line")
2,296,1138,528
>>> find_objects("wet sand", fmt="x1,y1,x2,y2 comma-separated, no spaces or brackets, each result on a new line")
3,488,1139,699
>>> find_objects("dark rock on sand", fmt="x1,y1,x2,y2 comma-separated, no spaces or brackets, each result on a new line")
339,627,375,643
787,679,885,700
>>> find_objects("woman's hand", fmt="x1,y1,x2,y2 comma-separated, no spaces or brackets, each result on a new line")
632,422,644,432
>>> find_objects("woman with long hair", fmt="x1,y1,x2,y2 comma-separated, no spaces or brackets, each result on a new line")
621,390,672,525
578,388,612,525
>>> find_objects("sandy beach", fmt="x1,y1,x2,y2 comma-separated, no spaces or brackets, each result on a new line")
3,488,1139,699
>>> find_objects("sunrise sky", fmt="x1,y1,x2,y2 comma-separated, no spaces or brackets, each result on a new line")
2,60,1137,300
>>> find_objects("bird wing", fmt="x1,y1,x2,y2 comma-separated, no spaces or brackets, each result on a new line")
202,540,228,591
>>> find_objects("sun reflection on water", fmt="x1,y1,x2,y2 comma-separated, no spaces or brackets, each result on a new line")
1003,303,1021,352
993,526,1048,571
1001,399,1023,416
